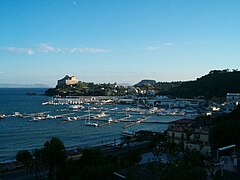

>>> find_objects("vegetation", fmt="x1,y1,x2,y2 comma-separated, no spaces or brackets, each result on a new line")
46,69,240,100
163,69,240,99
133,139,207,180
43,137,67,179
210,105,240,149
16,137,66,180
16,149,45,180
45,81,129,96
136,69,240,100
58,148,117,180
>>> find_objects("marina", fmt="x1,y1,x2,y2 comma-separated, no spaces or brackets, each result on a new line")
0,88,197,163
0,103,194,127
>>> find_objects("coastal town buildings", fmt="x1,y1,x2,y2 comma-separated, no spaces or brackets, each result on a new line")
221,93,240,113
167,119,211,155
226,93,240,105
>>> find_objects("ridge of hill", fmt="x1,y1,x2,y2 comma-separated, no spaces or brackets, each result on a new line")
160,69,240,99
45,69,240,99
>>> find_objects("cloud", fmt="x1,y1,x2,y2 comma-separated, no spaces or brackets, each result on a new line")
1,44,111,55
144,46,162,51
162,42,173,46
77,47,111,53
38,43,60,53
143,42,174,51
0,72,4,74
2,47,35,55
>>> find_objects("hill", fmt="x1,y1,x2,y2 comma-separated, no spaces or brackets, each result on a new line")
210,105,240,148
134,79,157,86
45,69,240,99
156,69,240,99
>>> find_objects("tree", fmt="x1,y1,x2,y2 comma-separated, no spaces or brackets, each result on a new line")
31,149,45,180
43,137,67,179
16,150,32,164
16,149,44,180
210,105,240,148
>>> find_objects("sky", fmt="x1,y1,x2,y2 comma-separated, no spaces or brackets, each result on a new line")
0,0,240,87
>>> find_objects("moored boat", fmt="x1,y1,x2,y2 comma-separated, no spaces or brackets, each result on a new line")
0,114,5,119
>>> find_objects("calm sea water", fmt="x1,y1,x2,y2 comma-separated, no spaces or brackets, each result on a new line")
0,88,180,163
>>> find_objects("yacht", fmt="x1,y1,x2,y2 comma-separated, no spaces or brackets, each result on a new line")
69,105,84,109
0,114,5,119
96,112,108,118
85,121,99,127
85,108,99,127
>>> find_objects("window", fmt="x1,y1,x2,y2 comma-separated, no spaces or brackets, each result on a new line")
194,134,200,140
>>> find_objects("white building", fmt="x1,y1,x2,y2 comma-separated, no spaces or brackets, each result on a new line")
221,93,240,113
226,93,240,105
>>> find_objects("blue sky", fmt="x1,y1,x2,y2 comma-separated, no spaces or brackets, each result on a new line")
0,0,240,87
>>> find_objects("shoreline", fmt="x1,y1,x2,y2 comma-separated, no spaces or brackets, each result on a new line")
0,136,123,164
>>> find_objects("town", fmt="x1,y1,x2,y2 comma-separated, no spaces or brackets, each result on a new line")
1,71,240,179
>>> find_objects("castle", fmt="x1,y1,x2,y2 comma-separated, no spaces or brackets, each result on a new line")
57,75,78,88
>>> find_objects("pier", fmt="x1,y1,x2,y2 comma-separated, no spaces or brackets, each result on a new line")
122,117,150,129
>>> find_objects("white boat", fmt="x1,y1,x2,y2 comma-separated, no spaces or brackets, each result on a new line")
85,122,99,127
85,108,99,127
125,114,132,118
69,105,84,109
0,114,5,119
42,101,49,105
110,107,118,111
96,112,108,118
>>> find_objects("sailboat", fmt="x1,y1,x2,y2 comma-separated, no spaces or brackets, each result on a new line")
85,107,99,127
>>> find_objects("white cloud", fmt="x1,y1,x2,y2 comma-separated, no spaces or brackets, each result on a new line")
162,42,173,46
78,47,111,53
1,44,111,55
2,47,35,55
38,43,60,53
144,46,162,51
37,44,111,53
0,72,4,74
143,42,174,51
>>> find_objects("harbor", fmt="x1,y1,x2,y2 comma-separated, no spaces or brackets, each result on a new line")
0,98,196,128
0,89,200,163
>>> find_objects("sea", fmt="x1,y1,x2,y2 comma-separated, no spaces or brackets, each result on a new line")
0,88,181,163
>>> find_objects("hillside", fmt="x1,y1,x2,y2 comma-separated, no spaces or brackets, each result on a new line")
134,79,157,86
157,69,240,99
45,69,240,99
210,105,240,148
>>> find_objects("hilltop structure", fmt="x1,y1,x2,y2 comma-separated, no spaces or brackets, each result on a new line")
57,75,78,88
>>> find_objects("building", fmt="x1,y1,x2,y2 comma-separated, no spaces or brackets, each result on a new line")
167,119,211,155
226,93,240,106
168,119,192,129
57,75,78,88
221,93,240,113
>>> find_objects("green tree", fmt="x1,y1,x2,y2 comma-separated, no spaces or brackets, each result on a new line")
43,137,67,179
16,149,44,180
210,105,240,148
